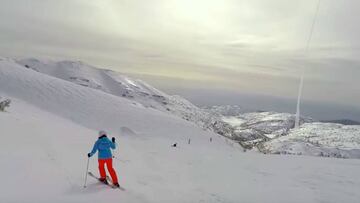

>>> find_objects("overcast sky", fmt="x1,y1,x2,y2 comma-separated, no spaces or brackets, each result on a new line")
0,0,359,118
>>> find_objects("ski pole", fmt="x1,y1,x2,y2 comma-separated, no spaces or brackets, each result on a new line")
83,157,90,188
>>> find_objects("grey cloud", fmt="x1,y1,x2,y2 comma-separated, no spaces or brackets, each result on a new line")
0,0,359,114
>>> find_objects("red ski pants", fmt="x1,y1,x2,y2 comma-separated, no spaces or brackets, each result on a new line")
98,158,118,184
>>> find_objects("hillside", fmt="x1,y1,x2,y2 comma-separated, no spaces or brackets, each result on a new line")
16,58,234,137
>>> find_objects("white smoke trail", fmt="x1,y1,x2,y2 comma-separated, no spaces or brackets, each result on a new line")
295,72,304,129
295,0,321,128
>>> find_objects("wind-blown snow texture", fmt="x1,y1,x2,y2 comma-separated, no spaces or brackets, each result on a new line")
1,57,360,203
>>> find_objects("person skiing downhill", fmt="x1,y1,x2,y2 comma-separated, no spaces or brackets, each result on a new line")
87,130,120,187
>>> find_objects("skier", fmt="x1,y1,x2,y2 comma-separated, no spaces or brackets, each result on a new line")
87,130,120,187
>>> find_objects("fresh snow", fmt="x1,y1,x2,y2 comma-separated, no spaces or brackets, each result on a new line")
1,58,360,203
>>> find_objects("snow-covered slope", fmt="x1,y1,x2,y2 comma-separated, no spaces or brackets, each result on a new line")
16,58,234,137
1,58,233,142
0,97,240,203
1,57,360,203
260,122,360,159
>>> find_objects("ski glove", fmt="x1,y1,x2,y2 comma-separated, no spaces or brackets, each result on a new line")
112,137,115,143
87,153,91,157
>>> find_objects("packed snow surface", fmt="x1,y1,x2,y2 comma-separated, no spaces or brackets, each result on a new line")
1,58,360,203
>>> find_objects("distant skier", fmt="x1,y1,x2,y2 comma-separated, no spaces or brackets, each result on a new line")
87,130,120,188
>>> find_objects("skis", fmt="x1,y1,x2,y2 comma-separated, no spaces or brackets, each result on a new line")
106,176,126,191
87,172,125,191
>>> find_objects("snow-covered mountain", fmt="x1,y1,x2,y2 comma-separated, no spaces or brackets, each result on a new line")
215,111,312,148
260,122,360,159
212,107,360,159
1,57,360,203
16,58,234,138
1,57,203,135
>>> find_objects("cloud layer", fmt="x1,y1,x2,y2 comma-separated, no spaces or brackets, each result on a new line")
0,0,359,108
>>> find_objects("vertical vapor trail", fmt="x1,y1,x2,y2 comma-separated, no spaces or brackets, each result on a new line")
295,0,321,129
295,72,304,129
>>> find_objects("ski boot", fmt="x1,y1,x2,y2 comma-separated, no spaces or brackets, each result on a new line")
99,177,108,184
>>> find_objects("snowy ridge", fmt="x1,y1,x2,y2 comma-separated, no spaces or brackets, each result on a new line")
17,58,234,137
1,58,224,140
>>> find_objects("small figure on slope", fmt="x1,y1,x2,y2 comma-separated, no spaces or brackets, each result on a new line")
87,130,120,188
